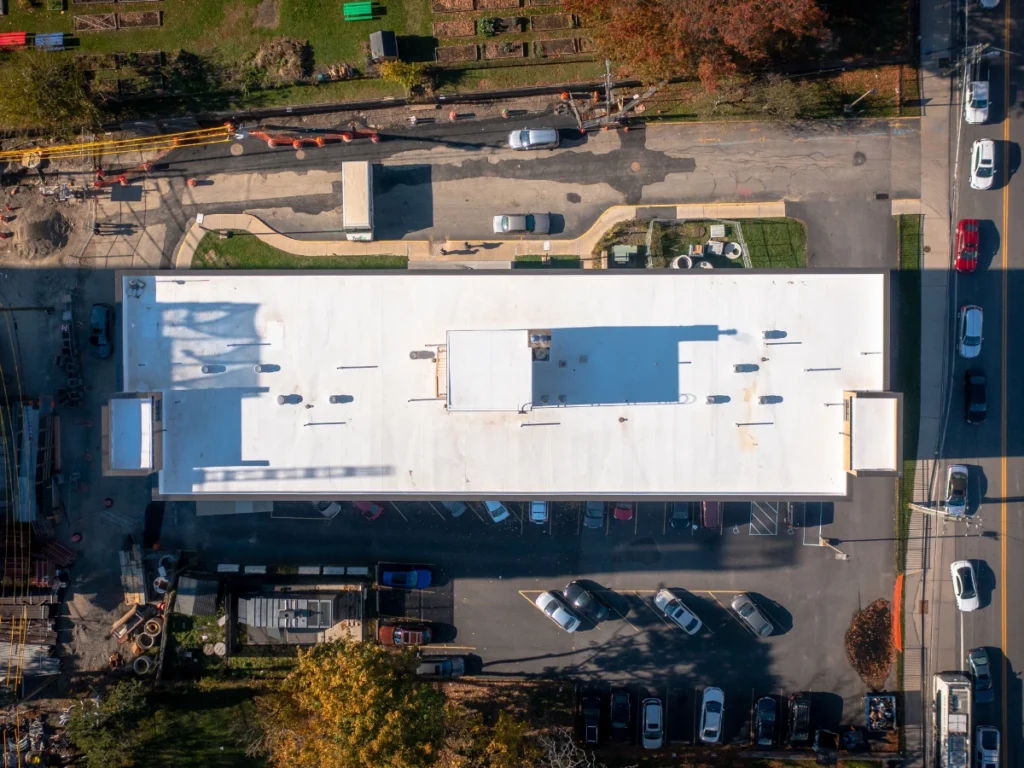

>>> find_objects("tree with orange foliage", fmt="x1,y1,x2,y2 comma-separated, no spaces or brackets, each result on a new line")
565,0,826,88
252,640,446,768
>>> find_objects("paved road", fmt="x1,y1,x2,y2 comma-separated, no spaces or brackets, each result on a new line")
141,118,919,261
927,0,1024,763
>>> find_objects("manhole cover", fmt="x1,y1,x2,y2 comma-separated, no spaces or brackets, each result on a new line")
853,151,866,166
630,161,641,172
229,143,244,156
295,149,306,160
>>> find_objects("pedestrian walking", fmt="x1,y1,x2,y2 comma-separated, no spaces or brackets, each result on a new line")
440,248,448,255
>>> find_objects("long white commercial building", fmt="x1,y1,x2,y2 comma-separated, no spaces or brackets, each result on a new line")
103,270,901,500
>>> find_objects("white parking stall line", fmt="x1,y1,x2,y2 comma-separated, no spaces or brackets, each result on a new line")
748,502,779,535
800,502,824,546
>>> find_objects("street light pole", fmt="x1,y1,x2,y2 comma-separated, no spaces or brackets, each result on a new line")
819,536,851,560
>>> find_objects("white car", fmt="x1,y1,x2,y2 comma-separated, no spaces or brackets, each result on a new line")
965,69,990,125
976,725,1000,768
970,139,996,190
944,464,969,516
654,589,702,634
529,500,549,524
483,500,511,522
958,305,983,359
699,687,725,744
641,697,663,749
492,213,551,235
950,560,980,612
508,127,560,150
534,590,581,633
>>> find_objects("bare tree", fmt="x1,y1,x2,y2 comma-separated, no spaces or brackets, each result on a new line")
537,728,637,768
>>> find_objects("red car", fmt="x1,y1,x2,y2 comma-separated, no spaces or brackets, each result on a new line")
612,502,634,521
353,501,385,520
955,219,979,273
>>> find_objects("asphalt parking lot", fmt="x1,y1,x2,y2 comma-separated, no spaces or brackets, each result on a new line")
160,478,895,743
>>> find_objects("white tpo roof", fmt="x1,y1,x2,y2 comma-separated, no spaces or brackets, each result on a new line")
119,271,888,498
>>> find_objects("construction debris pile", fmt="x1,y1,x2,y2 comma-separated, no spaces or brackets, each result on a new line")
0,710,76,767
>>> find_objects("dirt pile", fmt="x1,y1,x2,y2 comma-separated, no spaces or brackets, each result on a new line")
0,188,89,263
253,37,311,85
845,598,893,690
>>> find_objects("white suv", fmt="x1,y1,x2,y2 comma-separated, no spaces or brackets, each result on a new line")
958,305,983,359
970,139,996,190
976,726,1000,768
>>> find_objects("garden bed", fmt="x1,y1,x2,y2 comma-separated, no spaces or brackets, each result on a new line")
431,0,474,11
483,40,525,58
118,50,164,67
530,13,571,31
436,43,479,62
433,18,476,37
527,0,561,5
476,0,521,8
117,10,162,28
479,16,524,34
577,36,596,53
534,37,576,57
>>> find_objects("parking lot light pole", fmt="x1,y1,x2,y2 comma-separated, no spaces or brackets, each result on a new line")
818,536,851,560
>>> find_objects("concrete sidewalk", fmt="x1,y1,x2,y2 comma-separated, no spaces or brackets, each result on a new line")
174,201,788,269
903,0,956,760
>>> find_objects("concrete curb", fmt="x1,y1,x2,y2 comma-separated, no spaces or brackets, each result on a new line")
173,201,788,269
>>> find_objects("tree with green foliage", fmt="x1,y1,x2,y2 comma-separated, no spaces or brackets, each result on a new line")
376,60,427,95
65,680,149,768
252,640,446,768
0,51,100,136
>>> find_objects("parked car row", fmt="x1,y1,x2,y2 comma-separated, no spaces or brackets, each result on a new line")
534,584,774,637
579,688,813,749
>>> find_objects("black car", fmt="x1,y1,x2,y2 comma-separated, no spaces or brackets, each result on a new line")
968,647,995,704
88,303,113,359
788,693,811,746
582,695,601,745
670,502,692,530
965,369,987,424
563,581,610,623
755,696,776,747
610,688,630,742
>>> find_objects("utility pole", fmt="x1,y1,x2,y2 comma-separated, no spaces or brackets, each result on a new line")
603,59,613,120
819,536,851,560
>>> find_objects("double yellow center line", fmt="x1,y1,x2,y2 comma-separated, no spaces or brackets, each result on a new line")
1000,0,1011,747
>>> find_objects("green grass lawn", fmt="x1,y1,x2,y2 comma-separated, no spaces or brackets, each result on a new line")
139,682,267,768
514,254,582,269
740,218,807,268
0,0,430,62
192,232,408,270
653,218,806,269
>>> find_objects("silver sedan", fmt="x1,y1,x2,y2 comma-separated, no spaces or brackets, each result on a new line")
492,213,550,235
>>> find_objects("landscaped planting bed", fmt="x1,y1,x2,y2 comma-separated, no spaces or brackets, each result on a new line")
527,0,561,5
483,40,525,58
534,37,576,56
436,43,479,62
577,36,596,53
431,0,474,12
530,13,571,30
433,18,476,37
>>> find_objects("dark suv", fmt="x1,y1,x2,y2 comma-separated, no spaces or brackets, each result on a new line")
582,695,601,745
964,370,987,424
788,693,811,746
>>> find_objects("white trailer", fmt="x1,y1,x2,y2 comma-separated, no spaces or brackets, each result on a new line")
342,161,374,242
